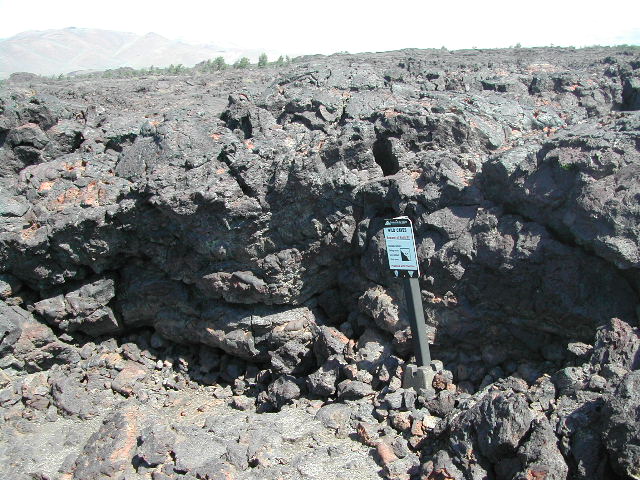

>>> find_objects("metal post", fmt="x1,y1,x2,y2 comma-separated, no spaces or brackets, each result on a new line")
402,276,431,367
382,216,435,392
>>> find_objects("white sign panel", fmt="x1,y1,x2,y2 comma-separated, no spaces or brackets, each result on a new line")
383,217,420,278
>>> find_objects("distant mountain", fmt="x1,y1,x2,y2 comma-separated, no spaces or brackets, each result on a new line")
0,27,269,78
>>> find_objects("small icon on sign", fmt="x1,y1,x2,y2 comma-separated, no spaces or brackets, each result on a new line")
400,249,410,261
394,270,399,277
409,271,414,277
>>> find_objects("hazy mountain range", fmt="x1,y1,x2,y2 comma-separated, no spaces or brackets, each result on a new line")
0,27,275,78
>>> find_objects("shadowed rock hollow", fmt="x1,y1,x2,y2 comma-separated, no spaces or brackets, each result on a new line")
1,46,640,479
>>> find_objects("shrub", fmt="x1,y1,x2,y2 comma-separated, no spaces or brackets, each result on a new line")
213,56,227,70
234,57,250,69
258,53,268,67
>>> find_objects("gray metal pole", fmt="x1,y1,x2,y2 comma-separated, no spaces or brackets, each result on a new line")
402,277,431,367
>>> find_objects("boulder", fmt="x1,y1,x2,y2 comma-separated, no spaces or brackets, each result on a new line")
622,77,640,111
603,371,640,479
34,277,120,336
1,300,79,372
266,375,301,409
71,407,141,479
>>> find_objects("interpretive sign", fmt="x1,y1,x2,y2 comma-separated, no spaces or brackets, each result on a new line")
383,216,432,378
383,217,419,278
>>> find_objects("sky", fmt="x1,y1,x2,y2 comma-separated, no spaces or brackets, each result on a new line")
0,0,638,55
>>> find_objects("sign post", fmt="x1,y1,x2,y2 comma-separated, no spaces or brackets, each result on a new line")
402,277,431,366
383,217,434,390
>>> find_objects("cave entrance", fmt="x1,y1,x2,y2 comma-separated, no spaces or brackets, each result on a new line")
372,136,400,176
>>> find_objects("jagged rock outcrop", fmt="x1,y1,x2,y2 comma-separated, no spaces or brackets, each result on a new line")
1,46,639,479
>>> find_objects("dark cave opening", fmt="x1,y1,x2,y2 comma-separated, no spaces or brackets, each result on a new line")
372,136,400,176
71,131,84,152
220,113,253,139
104,133,137,153
240,115,253,139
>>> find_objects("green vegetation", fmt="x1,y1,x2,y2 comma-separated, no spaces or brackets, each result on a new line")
198,57,227,73
233,57,251,69
614,44,640,51
559,162,577,172
167,64,185,74
213,57,227,70
9,53,296,83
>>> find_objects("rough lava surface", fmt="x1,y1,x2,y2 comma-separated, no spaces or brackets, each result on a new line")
1,46,640,479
